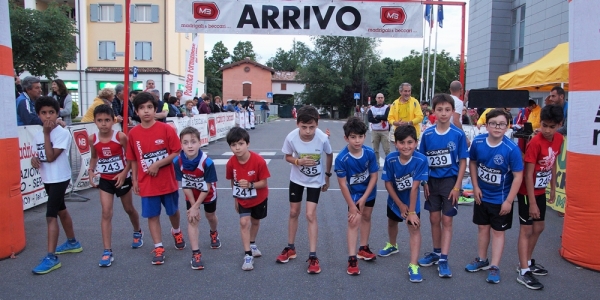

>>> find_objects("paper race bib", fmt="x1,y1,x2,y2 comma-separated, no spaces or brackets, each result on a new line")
36,143,47,162
426,149,452,168
182,174,208,191
535,170,551,189
232,181,257,199
142,149,168,167
349,170,368,185
97,156,125,174
298,153,321,177
478,164,501,186
395,174,413,191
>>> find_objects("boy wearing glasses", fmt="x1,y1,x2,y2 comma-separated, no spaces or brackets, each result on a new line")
465,109,523,284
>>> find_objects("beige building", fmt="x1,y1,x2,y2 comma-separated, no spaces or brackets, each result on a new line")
16,0,204,115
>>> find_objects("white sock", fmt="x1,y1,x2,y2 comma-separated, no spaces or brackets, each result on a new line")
528,260,532,266
154,242,163,248
172,228,181,234
521,268,530,276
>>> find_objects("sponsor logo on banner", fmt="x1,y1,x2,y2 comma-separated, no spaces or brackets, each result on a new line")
193,2,220,20
209,118,216,137
546,137,567,213
72,128,90,154
593,105,600,146
380,7,407,25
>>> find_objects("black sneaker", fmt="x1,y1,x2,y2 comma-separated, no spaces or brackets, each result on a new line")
191,252,204,270
529,259,548,276
172,230,186,250
517,271,544,290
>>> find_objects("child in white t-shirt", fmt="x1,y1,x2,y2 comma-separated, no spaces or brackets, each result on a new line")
31,96,82,275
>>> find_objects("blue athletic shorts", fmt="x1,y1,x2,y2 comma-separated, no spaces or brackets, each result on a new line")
141,190,179,218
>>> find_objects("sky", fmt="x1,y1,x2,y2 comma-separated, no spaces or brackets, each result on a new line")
204,1,470,64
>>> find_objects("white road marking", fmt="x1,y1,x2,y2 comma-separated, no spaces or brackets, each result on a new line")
259,152,277,156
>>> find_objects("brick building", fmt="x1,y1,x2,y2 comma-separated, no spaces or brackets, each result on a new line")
220,58,274,102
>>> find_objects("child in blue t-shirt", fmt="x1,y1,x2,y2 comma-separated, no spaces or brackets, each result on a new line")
418,94,469,278
334,117,379,276
380,125,429,283
465,109,524,284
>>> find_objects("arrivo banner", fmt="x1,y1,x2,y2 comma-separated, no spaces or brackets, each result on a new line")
175,0,423,38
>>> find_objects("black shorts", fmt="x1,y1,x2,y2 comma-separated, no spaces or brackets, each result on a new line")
44,180,70,218
424,177,458,217
239,198,268,220
289,181,321,204
472,201,513,231
98,177,132,198
349,199,376,211
387,206,420,225
517,194,547,225
186,199,217,213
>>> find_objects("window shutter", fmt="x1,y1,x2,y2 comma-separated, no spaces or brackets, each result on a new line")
143,42,152,60
130,5,136,22
90,4,99,22
99,41,106,59
114,5,122,22
151,5,159,23
134,42,141,60
108,42,116,60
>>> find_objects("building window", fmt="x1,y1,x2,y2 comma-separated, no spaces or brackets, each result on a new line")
281,83,287,90
510,5,526,64
135,5,151,22
98,41,116,60
243,83,251,97
135,42,152,61
99,4,115,22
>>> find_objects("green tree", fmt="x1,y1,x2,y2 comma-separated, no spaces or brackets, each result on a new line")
10,1,78,78
231,41,256,62
204,41,230,97
266,41,313,71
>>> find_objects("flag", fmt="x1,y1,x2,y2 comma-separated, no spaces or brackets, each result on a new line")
183,35,199,98
438,2,444,28
424,4,433,28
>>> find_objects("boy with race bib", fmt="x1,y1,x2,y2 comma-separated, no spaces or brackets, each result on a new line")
88,105,142,267
418,94,469,278
31,97,81,274
278,106,333,274
380,125,429,283
173,127,220,270
226,127,271,271
335,117,379,275
127,92,185,265
515,105,564,290
466,109,523,284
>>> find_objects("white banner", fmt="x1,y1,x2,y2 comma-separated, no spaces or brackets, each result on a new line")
215,112,236,139
167,114,210,147
175,0,423,38
183,35,200,98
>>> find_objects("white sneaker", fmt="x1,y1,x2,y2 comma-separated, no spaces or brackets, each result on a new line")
250,244,262,257
242,254,254,271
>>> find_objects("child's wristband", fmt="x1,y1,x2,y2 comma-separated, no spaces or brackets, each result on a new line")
407,211,416,215
452,187,460,192
294,159,299,166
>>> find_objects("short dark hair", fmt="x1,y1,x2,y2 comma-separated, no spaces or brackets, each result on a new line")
551,86,565,97
394,124,418,142
226,127,250,145
34,96,60,114
343,116,367,137
528,99,537,107
133,92,158,110
432,93,455,110
93,104,115,119
129,90,139,97
485,108,510,124
296,106,319,124
168,96,178,105
540,104,564,124
179,126,200,140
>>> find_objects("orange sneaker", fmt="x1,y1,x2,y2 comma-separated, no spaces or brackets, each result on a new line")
151,246,165,265
276,247,297,263
357,245,377,261
347,257,360,275
172,230,186,250
307,256,321,274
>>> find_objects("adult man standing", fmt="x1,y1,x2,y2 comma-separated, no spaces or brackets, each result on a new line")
198,95,211,114
16,76,43,126
144,79,155,92
368,93,390,168
387,83,424,141
526,100,541,130
112,84,126,124
150,89,169,122
449,81,464,130
175,89,183,102
546,86,567,135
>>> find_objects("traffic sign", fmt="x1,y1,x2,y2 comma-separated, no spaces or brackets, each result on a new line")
354,93,360,100
133,66,138,79
267,92,273,98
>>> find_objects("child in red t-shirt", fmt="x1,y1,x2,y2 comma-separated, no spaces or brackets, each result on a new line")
126,92,185,265
225,127,271,271
516,105,564,290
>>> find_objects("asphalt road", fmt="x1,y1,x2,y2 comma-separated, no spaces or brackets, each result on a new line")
1,118,598,299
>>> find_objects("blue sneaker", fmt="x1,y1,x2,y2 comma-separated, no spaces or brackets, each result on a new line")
99,250,114,267
418,252,440,267
408,264,423,282
438,260,452,278
55,240,83,254
465,257,490,272
378,242,399,257
132,231,143,248
486,266,501,283
32,255,61,274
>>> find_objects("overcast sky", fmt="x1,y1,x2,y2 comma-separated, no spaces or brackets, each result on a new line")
204,2,470,64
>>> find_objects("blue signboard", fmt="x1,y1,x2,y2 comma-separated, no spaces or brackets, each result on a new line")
354,93,360,100
267,92,273,98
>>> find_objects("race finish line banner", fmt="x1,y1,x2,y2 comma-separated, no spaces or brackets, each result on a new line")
175,0,423,38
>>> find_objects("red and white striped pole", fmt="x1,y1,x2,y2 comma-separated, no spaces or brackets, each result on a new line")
0,0,26,259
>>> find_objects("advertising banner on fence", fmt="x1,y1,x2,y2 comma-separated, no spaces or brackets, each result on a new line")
215,112,235,139
167,114,210,146
175,0,423,38
546,137,567,213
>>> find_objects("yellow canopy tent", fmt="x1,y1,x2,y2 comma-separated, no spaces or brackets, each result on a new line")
498,42,569,91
